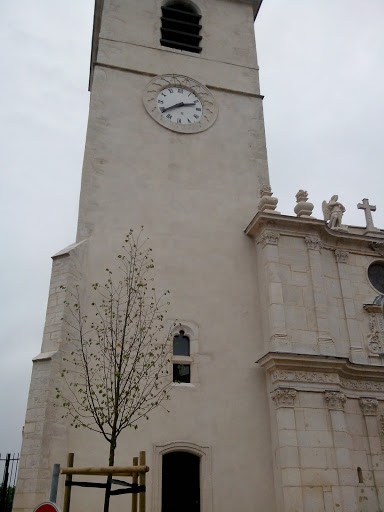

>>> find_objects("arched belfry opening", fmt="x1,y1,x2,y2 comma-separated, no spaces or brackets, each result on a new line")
162,451,200,512
161,1,202,53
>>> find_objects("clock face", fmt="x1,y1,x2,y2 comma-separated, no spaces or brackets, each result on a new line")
143,74,218,134
157,87,203,125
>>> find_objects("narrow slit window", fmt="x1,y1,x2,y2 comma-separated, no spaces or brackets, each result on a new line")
172,330,191,383
161,3,202,54
357,467,364,483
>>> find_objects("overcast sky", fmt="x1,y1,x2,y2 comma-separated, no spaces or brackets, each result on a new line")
1,1,383,453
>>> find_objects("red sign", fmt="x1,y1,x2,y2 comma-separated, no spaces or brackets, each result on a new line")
33,502,61,512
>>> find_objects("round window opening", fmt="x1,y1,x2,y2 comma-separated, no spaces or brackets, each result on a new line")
368,261,384,294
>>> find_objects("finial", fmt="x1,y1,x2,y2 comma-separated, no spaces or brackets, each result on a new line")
258,184,280,214
294,190,314,217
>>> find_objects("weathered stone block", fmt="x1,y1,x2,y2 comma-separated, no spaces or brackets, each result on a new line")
301,468,338,486
279,446,300,468
297,430,333,448
302,486,325,512
303,409,328,431
299,447,327,468
281,468,301,486
276,408,296,430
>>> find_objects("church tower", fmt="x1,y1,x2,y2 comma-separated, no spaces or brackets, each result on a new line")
15,1,276,511
14,2,384,512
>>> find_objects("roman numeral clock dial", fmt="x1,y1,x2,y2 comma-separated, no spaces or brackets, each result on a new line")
143,74,218,134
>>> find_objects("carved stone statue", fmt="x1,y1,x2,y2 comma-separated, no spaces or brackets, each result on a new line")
322,195,346,229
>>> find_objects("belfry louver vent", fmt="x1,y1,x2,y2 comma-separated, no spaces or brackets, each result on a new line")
161,4,202,54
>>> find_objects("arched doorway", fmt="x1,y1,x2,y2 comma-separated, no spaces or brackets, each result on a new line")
161,451,200,512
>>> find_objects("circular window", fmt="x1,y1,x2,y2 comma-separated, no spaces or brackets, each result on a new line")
368,261,384,294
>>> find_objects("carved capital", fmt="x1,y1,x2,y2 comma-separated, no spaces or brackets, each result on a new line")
271,388,297,408
360,397,379,416
257,231,280,248
334,250,349,263
324,391,346,410
305,236,322,251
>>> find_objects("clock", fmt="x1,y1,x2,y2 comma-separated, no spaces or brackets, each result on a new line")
143,74,218,134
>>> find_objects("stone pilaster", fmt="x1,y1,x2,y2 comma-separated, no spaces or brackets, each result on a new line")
359,398,382,508
305,236,335,355
257,231,290,352
271,388,304,512
324,391,358,512
334,250,365,363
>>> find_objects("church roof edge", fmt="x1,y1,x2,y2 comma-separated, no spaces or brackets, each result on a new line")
245,211,384,247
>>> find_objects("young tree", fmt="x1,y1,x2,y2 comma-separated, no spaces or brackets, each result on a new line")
56,229,173,512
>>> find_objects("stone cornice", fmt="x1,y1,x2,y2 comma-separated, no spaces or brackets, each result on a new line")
245,212,384,255
257,352,384,396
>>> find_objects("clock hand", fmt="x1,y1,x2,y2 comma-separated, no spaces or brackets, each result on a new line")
160,102,184,113
180,102,196,107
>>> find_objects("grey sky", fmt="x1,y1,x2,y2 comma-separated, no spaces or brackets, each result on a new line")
1,1,383,452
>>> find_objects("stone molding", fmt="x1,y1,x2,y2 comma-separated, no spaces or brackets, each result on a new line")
271,388,297,408
359,397,378,415
324,391,346,410
334,249,349,263
257,230,280,247
305,236,322,251
340,378,384,392
271,369,338,385
258,352,384,396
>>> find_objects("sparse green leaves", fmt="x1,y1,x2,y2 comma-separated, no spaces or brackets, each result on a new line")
55,229,173,459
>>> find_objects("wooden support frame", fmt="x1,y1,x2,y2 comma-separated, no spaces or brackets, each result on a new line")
60,451,147,512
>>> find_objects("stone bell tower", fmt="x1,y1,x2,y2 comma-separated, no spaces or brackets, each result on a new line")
15,1,276,512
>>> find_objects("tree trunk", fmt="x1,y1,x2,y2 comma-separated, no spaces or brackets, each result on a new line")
103,437,116,512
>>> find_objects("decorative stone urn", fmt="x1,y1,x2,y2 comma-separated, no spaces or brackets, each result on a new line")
294,189,314,217
258,184,279,214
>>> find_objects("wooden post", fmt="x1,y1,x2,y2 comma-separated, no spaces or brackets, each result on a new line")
131,457,138,512
139,451,146,512
63,453,74,512
49,464,60,503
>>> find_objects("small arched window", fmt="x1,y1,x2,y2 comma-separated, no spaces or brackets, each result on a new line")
173,330,191,383
173,330,190,356
161,2,202,54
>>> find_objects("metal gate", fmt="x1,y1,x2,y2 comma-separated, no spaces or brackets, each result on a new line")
0,453,19,512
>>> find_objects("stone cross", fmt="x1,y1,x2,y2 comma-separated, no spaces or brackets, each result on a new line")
358,198,379,232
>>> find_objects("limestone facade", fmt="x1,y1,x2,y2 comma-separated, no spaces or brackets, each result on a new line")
246,212,384,511
14,1,384,512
